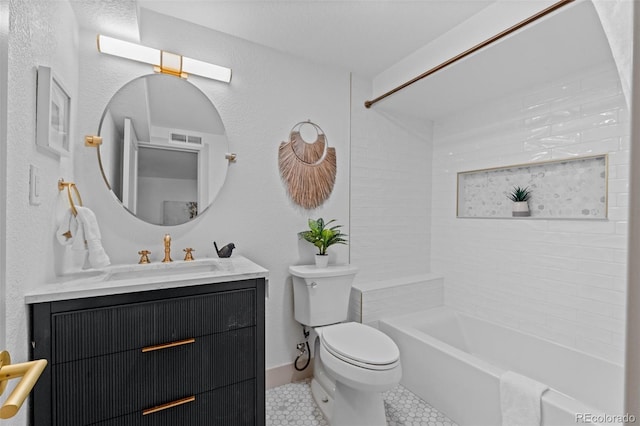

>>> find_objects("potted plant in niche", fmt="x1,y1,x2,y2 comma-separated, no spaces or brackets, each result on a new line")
507,186,532,217
298,218,348,268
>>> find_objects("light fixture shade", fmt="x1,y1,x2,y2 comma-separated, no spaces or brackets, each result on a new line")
97,34,232,84
97,35,159,66
182,57,232,83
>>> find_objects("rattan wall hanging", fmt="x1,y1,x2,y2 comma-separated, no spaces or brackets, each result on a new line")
278,121,336,209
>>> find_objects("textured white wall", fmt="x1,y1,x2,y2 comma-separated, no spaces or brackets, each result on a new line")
75,10,351,371
5,1,79,424
431,62,629,364
350,75,433,283
0,0,9,351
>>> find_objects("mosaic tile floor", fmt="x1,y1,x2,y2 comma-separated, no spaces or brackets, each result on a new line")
266,380,458,426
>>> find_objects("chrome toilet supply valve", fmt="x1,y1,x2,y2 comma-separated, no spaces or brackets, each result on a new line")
138,250,151,264
183,248,195,261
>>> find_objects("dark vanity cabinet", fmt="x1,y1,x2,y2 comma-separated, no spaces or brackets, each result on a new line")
29,279,265,426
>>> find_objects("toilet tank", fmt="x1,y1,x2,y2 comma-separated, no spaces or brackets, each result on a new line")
289,264,359,327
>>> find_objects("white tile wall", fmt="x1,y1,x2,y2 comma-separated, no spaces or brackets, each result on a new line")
349,273,444,324
431,63,629,364
350,75,433,284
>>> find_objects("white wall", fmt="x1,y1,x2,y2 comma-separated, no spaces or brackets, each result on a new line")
75,9,351,372
0,0,9,351
136,176,197,225
350,74,433,283
624,0,640,416
5,0,79,424
431,62,629,364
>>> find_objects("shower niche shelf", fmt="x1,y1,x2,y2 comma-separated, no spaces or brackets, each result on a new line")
457,154,607,219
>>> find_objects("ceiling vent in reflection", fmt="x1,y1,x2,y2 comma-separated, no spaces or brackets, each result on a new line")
170,132,202,145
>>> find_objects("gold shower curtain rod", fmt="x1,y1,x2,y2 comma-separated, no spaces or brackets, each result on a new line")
364,0,575,109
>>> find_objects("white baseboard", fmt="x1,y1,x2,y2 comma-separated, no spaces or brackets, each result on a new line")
266,358,314,389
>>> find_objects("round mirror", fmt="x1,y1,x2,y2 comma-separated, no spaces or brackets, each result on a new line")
98,74,229,225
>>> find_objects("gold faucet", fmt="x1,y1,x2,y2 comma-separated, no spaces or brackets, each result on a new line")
162,234,173,263
138,250,151,264
183,248,195,261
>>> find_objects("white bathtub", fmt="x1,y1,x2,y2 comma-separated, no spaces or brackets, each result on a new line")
379,307,625,426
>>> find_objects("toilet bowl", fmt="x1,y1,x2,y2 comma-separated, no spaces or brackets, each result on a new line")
288,264,402,425
314,322,402,426
319,322,401,390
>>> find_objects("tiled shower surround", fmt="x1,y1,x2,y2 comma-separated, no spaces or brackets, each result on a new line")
432,62,629,364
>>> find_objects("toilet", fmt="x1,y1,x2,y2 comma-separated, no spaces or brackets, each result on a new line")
289,264,401,426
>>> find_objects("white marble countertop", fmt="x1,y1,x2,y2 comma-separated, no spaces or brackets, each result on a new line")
25,255,268,304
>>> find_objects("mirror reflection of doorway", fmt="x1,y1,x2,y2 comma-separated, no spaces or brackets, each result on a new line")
98,74,228,225
136,146,198,225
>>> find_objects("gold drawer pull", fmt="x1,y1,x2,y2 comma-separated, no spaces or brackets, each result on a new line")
142,338,195,353
143,396,195,416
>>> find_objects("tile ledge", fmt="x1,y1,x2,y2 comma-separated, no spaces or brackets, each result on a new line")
353,273,443,292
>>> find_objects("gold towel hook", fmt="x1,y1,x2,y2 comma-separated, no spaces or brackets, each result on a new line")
58,179,83,216
0,351,48,419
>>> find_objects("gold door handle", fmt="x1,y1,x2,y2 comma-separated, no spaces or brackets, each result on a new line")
141,338,195,353
142,396,195,416
0,351,48,419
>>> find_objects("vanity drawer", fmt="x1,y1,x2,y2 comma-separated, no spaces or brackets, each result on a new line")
94,379,257,426
30,277,266,426
53,327,256,426
52,288,256,363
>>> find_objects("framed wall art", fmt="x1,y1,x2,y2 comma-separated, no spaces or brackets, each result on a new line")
36,65,70,156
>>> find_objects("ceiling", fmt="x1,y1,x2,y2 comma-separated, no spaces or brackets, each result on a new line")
70,0,497,78
374,0,615,119
138,0,498,77
70,1,615,120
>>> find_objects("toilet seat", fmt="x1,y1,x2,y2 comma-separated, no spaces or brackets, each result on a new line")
320,322,400,371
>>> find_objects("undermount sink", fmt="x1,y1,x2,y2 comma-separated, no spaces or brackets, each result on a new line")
26,255,268,305
55,259,225,284
54,269,109,283
106,262,219,281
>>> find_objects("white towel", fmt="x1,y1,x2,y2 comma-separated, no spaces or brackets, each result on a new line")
74,206,111,269
55,209,78,246
56,208,88,252
500,371,548,426
55,209,89,251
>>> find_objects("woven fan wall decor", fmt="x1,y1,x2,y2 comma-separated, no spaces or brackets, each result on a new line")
278,121,336,209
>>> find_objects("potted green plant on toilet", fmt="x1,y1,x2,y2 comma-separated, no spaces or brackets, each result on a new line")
508,186,531,217
298,218,348,268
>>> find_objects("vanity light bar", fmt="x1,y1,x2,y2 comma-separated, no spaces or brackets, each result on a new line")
97,35,157,65
97,35,232,83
